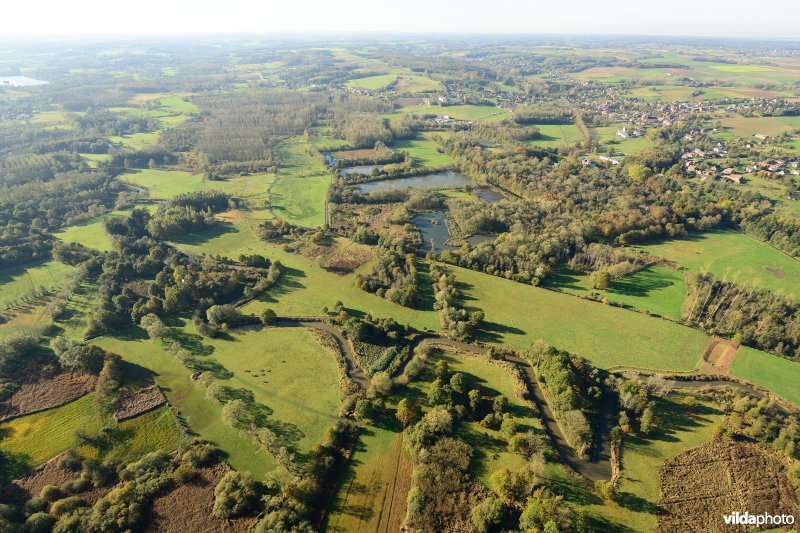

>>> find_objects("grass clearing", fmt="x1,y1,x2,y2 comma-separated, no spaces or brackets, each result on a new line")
53,208,147,252
120,168,207,199
544,265,687,319
0,260,76,310
271,137,331,227
529,124,583,149
637,228,800,298
730,347,800,406
95,322,341,479
108,131,161,150
392,131,452,168
590,124,654,154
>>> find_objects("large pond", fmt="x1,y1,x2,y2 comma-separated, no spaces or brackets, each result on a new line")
358,170,471,194
413,212,496,252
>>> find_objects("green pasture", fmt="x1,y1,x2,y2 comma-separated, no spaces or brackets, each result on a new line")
393,131,453,168
120,169,207,199
730,347,800,407
637,228,800,298
544,265,687,319
0,261,77,310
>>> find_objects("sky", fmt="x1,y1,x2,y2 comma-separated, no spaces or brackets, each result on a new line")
2,0,799,39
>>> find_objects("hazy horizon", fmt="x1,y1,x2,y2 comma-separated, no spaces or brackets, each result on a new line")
4,0,799,40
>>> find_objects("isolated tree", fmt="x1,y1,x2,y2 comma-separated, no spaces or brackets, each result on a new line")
396,398,421,428
260,308,277,326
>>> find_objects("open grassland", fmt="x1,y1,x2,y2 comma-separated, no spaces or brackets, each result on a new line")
0,395,182,480
53,208,151,252
108,131,161,150
98,406,183,464
529,124,583,149
95,323,341,479
544,266,687,319
399,104,509,122
120,168,207,199
158,95,198,114
580,393,723,532
720,115,798,138
0,394,105,478
175,223,708,371
392,131,453,168
271,174,329,227
325,426,411,533
730,347,800,407
271,138,330,227
451,264,708,371
637,228,800,298
0,261,76,310
590,124,654,154
94,328,275,480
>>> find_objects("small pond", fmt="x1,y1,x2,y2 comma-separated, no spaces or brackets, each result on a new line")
340,165,382,177
476,188,505,203
412,212,496,252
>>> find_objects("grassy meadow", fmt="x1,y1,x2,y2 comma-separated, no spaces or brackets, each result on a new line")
0,260,77,310
120,169,207,199
95,322,341,480
270,137,331,227
730,347,800,406
544,265,687,319
637,228,800,298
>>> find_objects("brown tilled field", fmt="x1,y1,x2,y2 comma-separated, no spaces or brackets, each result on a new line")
0,372,97,421
114,385,167,422
657,439,800,532
699,338,739,374
149,464,256,532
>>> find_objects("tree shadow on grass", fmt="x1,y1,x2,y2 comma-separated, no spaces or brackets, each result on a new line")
118,360,157,385
609,267,675,299
258,265,307,303
171,329,215,357
171,223,238,247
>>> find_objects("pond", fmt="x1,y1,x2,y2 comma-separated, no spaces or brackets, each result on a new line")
324,154,336,166
340,165,382,177
412,212,496,252
476,188,505,203
358,170,471,194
